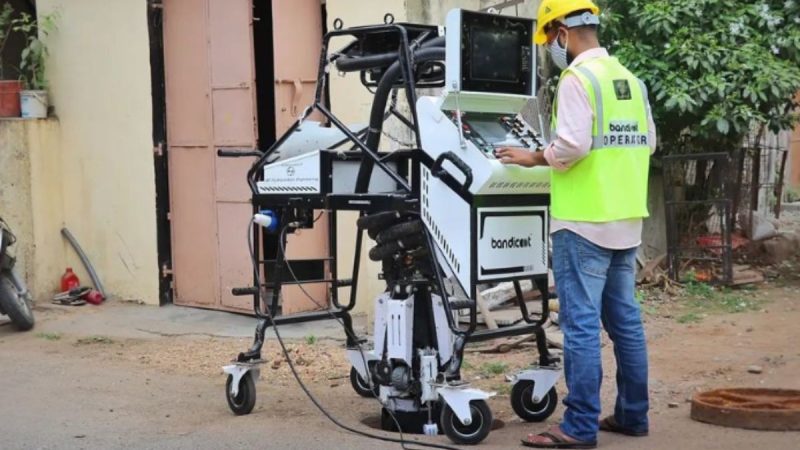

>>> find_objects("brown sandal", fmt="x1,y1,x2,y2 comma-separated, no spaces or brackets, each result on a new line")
599,415,648,437
521,426,597,449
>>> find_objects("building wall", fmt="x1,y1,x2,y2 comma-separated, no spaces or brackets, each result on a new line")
325,1,408,316
791,125,800,189
0,120,36,286
790,93,800,190
406,0,538,23
0,119,67,299
36,0,159,304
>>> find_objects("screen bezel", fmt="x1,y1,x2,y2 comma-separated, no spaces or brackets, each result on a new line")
459,11,534,96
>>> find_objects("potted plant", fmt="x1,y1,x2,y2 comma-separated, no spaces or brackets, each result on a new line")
13,11,57,119
0,3,22,117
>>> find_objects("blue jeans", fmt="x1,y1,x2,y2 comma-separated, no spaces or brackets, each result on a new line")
552,230,649,442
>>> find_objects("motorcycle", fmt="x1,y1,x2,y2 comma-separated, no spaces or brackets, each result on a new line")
0,217,34,331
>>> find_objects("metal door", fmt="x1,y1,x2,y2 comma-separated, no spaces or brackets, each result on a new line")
271,0,329,313
164,0,257,312
163,0,327,313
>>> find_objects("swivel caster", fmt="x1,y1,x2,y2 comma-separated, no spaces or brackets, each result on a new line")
440,399,493,445
349,366,379,398
511,381,557,422
226,372,256,415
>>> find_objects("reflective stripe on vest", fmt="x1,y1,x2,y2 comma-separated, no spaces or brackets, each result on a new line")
550,56,651,222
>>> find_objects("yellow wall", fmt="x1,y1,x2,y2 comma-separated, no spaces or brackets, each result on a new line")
406,0,538,23
27,119,68,298
0,120,37,288
36,0,159,304
325,1,409,316
0,119,68,300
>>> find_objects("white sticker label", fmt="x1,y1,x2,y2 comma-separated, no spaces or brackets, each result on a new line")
477,207,548,280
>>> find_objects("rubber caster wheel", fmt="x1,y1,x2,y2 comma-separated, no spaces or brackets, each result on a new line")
226,372,256,415
440,399,493,445
511,381,558,422
350,366,379,398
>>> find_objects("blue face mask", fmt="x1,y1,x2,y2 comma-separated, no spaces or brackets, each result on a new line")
549,30,569,70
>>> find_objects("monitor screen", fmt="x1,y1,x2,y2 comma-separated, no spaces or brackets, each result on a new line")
458,11,534,95
470,27,522,83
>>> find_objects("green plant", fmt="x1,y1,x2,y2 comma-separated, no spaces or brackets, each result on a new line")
597,0,800,153
786,186,800,203
685,280,715,298
493,382,513,396
305,335,317,345
75,335,115,345
481,362,508,376
12,10,57,90
35,332,62,341
677,312,702,324
0,3,15,79
675,283,764,323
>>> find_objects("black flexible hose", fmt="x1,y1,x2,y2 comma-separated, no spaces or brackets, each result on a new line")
246,221,461,450
354,47,446,193
335,36,446,72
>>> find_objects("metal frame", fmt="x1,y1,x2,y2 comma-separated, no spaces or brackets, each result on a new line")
229,21,557,371
663,152,734,284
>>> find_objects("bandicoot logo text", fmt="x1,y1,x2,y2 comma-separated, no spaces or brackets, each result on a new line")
491,235,533,249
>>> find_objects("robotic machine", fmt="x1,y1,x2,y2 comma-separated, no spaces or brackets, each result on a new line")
222,9,562,445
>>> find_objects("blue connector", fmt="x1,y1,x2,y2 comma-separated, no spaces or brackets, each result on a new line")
253,210,279,233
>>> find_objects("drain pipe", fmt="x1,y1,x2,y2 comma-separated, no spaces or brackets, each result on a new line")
61,227,107,298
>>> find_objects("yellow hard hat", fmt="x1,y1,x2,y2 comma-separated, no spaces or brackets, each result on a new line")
534,0,601,45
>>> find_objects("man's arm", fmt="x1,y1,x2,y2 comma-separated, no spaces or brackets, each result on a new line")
497,73,593,168
646,97,657,155
495,147,548,166
542,73,593,170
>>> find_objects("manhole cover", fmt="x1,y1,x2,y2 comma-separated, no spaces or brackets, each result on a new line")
691,388,800,431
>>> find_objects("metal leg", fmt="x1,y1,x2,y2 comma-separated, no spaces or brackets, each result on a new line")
340,310,361,348
238,317,272,362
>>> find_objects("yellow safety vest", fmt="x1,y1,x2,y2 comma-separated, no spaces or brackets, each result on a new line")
550,56,651,222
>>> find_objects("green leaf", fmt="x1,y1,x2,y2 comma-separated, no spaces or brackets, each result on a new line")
716,118,730,135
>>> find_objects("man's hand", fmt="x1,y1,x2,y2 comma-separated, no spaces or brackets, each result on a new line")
495,147,545,167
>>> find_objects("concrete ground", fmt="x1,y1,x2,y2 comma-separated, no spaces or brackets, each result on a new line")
1,291,799,450
29,301,358,341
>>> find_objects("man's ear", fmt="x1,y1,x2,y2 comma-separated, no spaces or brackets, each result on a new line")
557,27,569,46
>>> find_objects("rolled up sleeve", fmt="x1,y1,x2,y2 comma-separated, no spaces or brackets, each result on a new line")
542,74,594,171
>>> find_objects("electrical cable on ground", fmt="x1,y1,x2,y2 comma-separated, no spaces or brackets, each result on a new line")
246,219,461,450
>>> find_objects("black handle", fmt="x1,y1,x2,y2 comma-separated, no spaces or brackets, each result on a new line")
231,287,258,296
431,151,473,194
217,148,262,158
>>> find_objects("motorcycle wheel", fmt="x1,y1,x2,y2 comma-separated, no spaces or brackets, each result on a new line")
0,271,34,331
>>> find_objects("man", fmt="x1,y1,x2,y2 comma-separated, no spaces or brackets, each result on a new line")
496,0,656,448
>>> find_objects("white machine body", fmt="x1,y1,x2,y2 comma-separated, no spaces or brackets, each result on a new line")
417,9,550,300
346,9,558,436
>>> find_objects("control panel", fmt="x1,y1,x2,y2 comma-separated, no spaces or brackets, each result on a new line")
448,112,545,157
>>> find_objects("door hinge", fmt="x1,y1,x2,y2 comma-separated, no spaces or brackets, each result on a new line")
154,142,164,156
161,264,173,278
166,212,172,221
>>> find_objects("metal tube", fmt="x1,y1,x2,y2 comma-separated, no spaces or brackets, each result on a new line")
61,227,106,298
